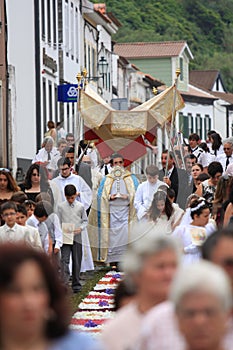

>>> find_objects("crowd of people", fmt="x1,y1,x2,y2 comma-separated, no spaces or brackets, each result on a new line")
1,123,233,349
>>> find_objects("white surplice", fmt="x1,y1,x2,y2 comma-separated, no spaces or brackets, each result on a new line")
134,179,168,220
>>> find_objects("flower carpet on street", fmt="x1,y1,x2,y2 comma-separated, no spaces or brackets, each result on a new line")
70,271,123,334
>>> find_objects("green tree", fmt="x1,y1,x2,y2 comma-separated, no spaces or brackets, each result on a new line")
91,0,233,91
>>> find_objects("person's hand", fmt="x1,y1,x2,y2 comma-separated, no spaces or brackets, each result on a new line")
110,194,117,200
163,176,171,186
53,248,60,254
74,228,82,235
120,194,129,200
48,245,53,256
76,192,80,197
41,161,49,166
147,144,158,155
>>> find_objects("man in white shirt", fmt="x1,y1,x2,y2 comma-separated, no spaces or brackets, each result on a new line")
217,140,233,171
49,138,68,172
56,121,67,140
134,165,168,220
99,155,112,176
32,136,60,173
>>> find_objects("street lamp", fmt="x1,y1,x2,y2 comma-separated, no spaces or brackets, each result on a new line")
77,56,109,84
98,56,108,75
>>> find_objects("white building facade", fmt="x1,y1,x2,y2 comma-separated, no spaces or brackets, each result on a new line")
6,0,120,171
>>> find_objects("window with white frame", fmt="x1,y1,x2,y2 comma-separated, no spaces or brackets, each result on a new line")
48,81,53,122
52,0,57,46
70,2,74,59
54,84,58,123
47,0,51,43
204,115,211,140
92,47,96,77
188,113,193,135
42,79,47,134
179,57,184,81
72,102,75,131
41,0,45,39
66,103,70,131
65,0,69,56
75,7,79,62
84,41,87,69
196,114,202,139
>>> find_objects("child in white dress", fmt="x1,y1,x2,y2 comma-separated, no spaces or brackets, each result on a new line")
173,199,216,264
148,189,183,235
134,165,167,221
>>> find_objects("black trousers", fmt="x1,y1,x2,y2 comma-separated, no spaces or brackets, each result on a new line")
61,240,82,292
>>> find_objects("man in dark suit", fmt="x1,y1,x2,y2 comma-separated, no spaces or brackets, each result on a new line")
158,150,191,209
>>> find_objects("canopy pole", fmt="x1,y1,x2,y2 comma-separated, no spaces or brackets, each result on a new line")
75,72,83,167
177,131,186,169
165,68,181,176
75,69,88,169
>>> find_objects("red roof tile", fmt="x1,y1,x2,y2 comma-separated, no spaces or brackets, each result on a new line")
189,70,219,90
136,71,164,86
181,84,217,100
211,91,233,105
157,84,216,99
114,41,192,59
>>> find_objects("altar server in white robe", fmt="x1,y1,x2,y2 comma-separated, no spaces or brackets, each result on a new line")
134,165,168,221
50,157,92,212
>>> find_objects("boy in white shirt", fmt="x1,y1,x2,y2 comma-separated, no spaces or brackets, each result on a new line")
34,201,62,251
57,184,88,294
16,204,42,250
27,213,49,253
0,202,29,244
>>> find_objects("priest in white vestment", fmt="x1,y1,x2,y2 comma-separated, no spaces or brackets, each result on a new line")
88,154,139,264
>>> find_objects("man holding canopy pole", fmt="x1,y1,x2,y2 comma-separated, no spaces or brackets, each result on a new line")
158,68,191,209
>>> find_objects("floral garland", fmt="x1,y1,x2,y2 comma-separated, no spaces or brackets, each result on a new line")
70,271,123,334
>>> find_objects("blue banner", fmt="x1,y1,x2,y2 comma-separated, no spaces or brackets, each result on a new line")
57,84,78,102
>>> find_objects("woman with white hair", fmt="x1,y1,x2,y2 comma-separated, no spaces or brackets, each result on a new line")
101,223,180,350
32,136,59,171
170,260,232,350
138,260,232,350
